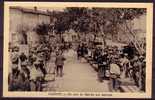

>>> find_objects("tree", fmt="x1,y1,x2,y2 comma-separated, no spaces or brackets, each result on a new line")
16,24,30,44
115,8,146,55
35,22,50,43
48,7,146,53
91,8,146,54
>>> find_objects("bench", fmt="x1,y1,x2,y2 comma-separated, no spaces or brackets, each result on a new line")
83,55,99,71
119,78,141,92
92,63,98,71
44,73,55,81
120,85,140,92
84,55,93,62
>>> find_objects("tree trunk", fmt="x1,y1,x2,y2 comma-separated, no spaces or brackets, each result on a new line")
124,21,142,55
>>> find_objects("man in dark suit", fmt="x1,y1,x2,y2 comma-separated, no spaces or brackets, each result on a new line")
55,51,66,77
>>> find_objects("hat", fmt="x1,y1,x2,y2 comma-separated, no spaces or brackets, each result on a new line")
103,52,107,55
139,56,144,60
134,56,139,61
21,61,27,66
143,59,146,62
139,55,144,58
124,53,128,56
34,60,39,64
119,51,123,55
14,46,19,52
109,51,113,54
34,57,41,65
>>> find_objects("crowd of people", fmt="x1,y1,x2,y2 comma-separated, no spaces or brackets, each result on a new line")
8,40,71,91
9,44,48,91
76,42,146,92
8,37,146,92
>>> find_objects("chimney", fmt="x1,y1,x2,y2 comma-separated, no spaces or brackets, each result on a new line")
34,7,37,11
47,10,51,15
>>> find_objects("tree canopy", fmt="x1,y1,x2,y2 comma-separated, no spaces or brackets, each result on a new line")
35,7,146,36
34,7,146,54
51,8,146,35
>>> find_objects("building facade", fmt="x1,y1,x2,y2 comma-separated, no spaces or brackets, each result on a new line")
9,7,51,46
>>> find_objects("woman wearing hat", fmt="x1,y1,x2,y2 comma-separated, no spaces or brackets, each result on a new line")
29,60,44,91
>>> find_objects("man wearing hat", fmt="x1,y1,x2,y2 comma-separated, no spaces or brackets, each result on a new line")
11,47,20,76
137,55,145,91
38,59,47,78
109,58,121,92
131,54,144,88
55,51,66,77
77,44,82,60
19,52,29,75
141,58,146,91
97,51,108,82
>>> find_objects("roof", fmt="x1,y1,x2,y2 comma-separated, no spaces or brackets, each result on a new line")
10,6,51,16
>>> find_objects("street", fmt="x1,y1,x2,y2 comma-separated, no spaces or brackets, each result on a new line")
43,49,110,92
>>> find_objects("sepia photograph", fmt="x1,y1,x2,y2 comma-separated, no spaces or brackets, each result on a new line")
3,2,153,98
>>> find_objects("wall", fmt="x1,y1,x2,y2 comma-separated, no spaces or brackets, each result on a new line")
22,12,39,30
9,7,51,46
9,8,23,44
39,14,50,24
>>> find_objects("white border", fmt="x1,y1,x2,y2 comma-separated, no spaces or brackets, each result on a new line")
3,2,153,98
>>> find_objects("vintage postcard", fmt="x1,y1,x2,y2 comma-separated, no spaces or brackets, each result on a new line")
3,2,153,98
